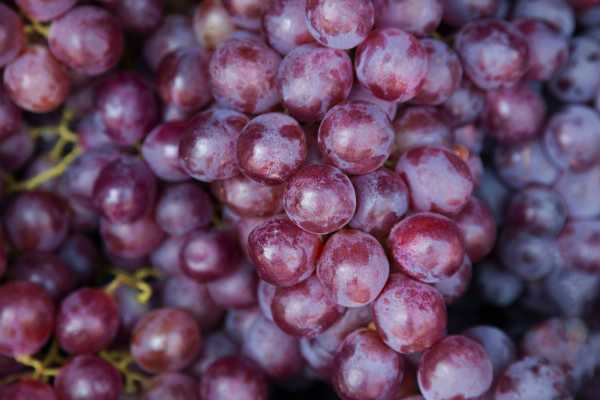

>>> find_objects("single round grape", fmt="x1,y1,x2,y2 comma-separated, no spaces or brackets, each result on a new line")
248,216,321,287
463,325,516,379
49,6,123,76
225,307,260,343
212,175,284,217
554,163,600,219
455,19,528,90
305,0,374,49
374,0,442,36
151,234,187,276
417,335,493,400
514,18,569,81
100,213,165,259
349,168,409,239
348,84,398,120
257,280,277,320
477,261,524,307
392,106,452,158
0,380,56,400
499,228,560,281
143,373,198,400
263,0,315,55
96,72,159,145
16,0,76,22
283,163,356,234
56,288,119,354
181,229,240,282
277,43,353,122
3,45,70,113
4,190,70,252
209,37,281,114
54,355,122,400
0,4,24,68
512,0,575,36
413,39,462,106
372,273,447,353
200,356,269,400
191,331,238,376
224,0,270,30
131,308,202,374
193,1,235,50
442,0,500,27
544,105,600,171
506,185,567,236
433,256,472,304
157,47,212,113
318,102,394,175
156,183,213,236
144,15,197,70
207,263,259,309
179,108,249,182
494,139,559,189
0,282,55,357
142,121,190,182
396,146,474,215
485,84,546,144
494,357,570,400
8,252,74,301
161,274,224,331
93,156,157,224
355,28,428,102
115,0,164,33
453,196,497,263
317,229,389,307
241,314,304,379
558,220,600,273
237,112,307,185
549,36,600,103
442,80,486,127
333,328,405,400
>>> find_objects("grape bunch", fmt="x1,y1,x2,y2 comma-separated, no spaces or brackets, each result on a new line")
0,0,599,399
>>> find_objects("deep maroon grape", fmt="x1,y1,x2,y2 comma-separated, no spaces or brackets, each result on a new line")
144,15,197,70
142,121,190,182
54,355,122,400
263,0,315,55
0,4,24,68
494,357,570,400
494,139,559,189
283,163,356,234
453,196,497,262
16,0,76,22
372,274,447,353
392,107,452,157
374,0,442,36
0,380,56,400
207,263,259,309
181,229,240,282
442,0,501,27
355,28,428,102
156,183,213,236
506,185,567,236
8,252,74,301
100,212,165,259
512,0,575,37
212,175,284,217
143,373,198,400
200,356,269,400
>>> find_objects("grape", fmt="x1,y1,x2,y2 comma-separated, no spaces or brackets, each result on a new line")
155,183,213,236
442,80,486,127
76,111,115,151
191,331,238,376
193,1,235,50
157,47,212,113
143,373,198,400
54,355,122,400
455,19,529,90
200,356,269,400
209,37,281,114
305,0,375,49
348,84,398,120
499,228,560,281
56,288,119,354
396,146,474,215
112,285,152,337
160,275,224,331
141,121,190,182
207,263,259,309
93,156,157,224
374,0,442,36
224,0,270,30
96,72,159,145
453,196,497,262
512,0,575,37
115,0,164,33
544,265,600,317
179,108,249,182
549,36,600,103
558,220,600,273
232,213,275,259
388,212,465,283
555,164,600,219
463,325,516,379
0,4,24,68
355,28,428,102
257,280,277,320
433,256,472,304
0,380,56,400
131,308,202,374
277,43,353,122
283,164,356,234
248,216,321,287
485,84,546,144
225,308,260,343
372,273,447,353
237,112,307,185
241,315,304,379
144,15,197,70
544,105,600,171
3,45,70,113
4,191,70,252
392,106,452,157
151,234,187,276
333,328,405,400
494,139,559,189
263,0,315,55
0,282,55,357
417,335,493,400
494,357,570,400
49,6,124,76
506,185,567,236
8,252,74,301
317,229,389,307
477,261,524,307
514,18,569,81
57,235,99,288
181,229,241,282
318,102,393,175
16,0,76,22
100,213,165,259
212,175,284,217
0,86,20,140
442,0,500,27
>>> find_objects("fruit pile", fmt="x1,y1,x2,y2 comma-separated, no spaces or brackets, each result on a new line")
0,0,599,399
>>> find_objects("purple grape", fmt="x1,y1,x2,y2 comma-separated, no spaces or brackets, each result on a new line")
54,355,122,400
0,4,24,68
558,220,600,273
144,15,197,70
434,256,472,304
100,212,165,259
143,373,198,400
142,121,190,182
499,228,560,281
442,80,486,127
224,0,270,30
115,0,164,33
506,185,567,236
477,261,524,307
16,0,76,22
494,139,559,189
554,164,600,219
257,280,277,321
374,0,443,36
199,356,269,400
348,84,398,120
60,235,103,287
181,229,240,282
0,380,56,400
453,196,497,263
392,106,452,157
151,234,187,276
156,183,213,236
464,325,516,379
494,357,570,400
442,0,500,27
212,175,284,217
207,263,259,309
263,0,316,55
225,308,261,343
512,0,575,37
8,252,74,301
191,331,238,376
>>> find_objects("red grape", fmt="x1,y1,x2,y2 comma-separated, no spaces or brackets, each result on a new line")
224,0,270,30
193,1,235,50
264,0,315,55
54,355,122,400
0,380,56,400
100,212,165,259
199,356,269,400
442,79,486,127
512,0,575,37
181,229,240,282
143,373,199,400
442,0,500,27
212,175,284,217
207,263,259,309
156,183,213,236
348,84,398,120
0,4,24,68
464,325,516,379
144,15,197,70
453,196,497,262
433,256,472,304
506,185,567,236
191,331,238,376
374,0,443,36
257,280,277,320
494,357,570,400
115,0,164,33
8,252,74,301
141,121,190,182
16,0,76,22
392,106,452,157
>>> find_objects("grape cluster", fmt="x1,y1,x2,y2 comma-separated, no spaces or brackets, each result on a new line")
0,0,599,399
